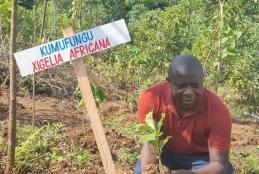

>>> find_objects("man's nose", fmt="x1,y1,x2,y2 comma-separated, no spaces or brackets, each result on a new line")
183,86,194,96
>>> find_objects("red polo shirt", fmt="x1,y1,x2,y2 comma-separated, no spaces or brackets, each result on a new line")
137,81,232,155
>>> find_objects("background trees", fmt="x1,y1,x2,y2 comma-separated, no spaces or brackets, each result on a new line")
0,0,258,115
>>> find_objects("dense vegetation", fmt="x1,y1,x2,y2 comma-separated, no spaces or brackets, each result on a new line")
0,0,258,173
1,0,258,115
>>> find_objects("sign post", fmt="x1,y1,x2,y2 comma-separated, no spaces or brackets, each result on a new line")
63,26,116,174
14,19,131,174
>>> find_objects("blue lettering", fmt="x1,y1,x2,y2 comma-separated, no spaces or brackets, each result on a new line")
64,38,70,48
88,30,93,41
82,32,89,43
50,41,60,53
46,45,52,55
69,37,76,46
74,34,82,45
40,46,47,57
59,40,66,50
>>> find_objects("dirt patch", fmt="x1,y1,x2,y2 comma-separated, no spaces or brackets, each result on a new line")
231,122,259,147
49,159,104,174
65,127,98,152
1,86,258,173
99,101,134,116
143,164,170,174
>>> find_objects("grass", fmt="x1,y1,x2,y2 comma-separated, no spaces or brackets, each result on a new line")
0,121,95,173
0,114,258,173
115,147,139,163
230,148,259,173
102,114,151,141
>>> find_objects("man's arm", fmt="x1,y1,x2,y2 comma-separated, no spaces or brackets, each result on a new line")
140,143,158,173
171,148,229,174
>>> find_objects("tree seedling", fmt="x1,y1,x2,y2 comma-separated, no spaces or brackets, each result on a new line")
140,111,172,164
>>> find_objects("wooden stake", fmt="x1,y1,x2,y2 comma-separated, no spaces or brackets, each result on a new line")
63,27,116,174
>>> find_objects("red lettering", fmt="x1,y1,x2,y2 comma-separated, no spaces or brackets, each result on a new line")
70,48,76,60
40,59,45,70
49,55,54,66
84,44,89,54
105,37,111,48
57,53,63,64
32,61,37,72
80,45,86,56
95,40,100,51
37,60,40,70
99,39,106,49
89,43,94,52
44,57,51,68
74,47,80,58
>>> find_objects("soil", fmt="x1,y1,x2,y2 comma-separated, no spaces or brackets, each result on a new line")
0,86,258,173
143,164,170,174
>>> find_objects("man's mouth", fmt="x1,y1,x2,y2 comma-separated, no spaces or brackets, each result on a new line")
182,98,195,104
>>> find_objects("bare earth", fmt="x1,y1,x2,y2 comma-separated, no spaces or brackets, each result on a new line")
0,87,258,173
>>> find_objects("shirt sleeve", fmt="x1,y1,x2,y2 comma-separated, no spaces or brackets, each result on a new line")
208,106,232,150
137,90,155,123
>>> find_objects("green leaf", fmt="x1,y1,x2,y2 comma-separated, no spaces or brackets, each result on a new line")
140,133,156,143
222,48,236,58
221,37,228,44
213,61,219,68
212,15,218,20
234,31,242,40
79,98,85,108
0,1,12,19
157,113,165,134
145,111,156,130
229,41,236,49
159,136,172,153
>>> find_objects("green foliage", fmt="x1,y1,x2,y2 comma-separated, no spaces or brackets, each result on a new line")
230,149,259,173
102,113,153,140
74,82,106,108
140,112,172,164
19,76,52,95
6,0,258,115
50,147,94,165
18,0,34,10
0,0,11,22
15,122,64,171
0,136,6,153
115,147,138,163
0,121,95,172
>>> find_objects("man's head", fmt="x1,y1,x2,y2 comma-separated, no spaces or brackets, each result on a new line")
167,54,203,111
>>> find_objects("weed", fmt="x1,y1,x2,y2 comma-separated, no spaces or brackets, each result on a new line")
230,149,259,173
116,147,139,163
68,148,95,165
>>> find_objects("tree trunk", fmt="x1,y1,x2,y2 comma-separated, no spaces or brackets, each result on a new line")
40,0,48,39
6,0,17,173
32,1,37,127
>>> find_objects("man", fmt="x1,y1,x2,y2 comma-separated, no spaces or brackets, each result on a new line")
135,54,234,174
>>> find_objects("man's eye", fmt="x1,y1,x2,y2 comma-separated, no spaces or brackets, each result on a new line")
177,84,187,89
191,83,199,88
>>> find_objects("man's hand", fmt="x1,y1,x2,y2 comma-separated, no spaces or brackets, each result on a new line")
171,148,230,174
140,143,158,172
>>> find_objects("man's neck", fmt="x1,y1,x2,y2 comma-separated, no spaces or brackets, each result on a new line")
174,101,184,118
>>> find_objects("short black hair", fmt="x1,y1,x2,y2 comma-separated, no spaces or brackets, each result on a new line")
168,54,203,83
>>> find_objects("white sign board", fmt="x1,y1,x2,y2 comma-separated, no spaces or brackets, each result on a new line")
14,19,131,77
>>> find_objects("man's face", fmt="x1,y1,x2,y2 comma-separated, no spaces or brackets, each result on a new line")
170,71,203,111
